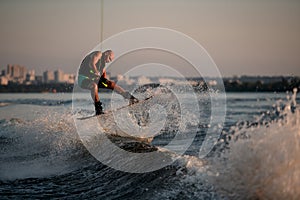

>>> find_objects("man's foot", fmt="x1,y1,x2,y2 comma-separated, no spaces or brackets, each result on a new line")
129,96,139,105
95,101,105,115
123,91,139,105
95,109,105,115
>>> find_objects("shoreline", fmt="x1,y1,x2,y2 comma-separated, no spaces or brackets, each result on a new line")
0,77,299,93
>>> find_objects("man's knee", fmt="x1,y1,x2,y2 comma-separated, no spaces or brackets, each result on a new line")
107,80,115,89
90,82,98,91
98,77,116,89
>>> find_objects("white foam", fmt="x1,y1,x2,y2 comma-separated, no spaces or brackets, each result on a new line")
0,105,85,180
210,89,300,199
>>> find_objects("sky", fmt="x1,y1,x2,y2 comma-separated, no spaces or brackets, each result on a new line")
0,0,299,77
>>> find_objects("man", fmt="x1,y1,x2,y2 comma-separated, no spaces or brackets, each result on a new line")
78,50,138,115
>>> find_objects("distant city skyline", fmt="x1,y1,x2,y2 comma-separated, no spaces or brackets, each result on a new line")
0,0,300,77
0,64,75,85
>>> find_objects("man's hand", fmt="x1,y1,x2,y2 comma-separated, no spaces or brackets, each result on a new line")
95,71,101,77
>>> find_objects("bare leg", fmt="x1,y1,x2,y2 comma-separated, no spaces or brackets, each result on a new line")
111,83,126,95
108,81,138,104
104,80,128,96
90,82,99,102
98,79,138,104
90,82,104,115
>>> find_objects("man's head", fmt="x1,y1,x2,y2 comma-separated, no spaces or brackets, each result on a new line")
103,50,114,63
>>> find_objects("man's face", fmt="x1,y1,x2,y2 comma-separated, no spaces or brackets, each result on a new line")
105,52,114,63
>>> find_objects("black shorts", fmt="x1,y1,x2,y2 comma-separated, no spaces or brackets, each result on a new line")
98,76,111,89
78,75,112,90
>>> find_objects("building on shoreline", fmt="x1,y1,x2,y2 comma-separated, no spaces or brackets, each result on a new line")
0,64,299,92
0,64,75,85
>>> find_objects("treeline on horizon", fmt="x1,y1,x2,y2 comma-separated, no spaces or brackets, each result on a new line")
223,77,300,92
0,83,74,93
0,77,299,93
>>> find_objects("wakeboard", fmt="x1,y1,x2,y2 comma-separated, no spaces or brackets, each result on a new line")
77,95,154,120
75,95,156,145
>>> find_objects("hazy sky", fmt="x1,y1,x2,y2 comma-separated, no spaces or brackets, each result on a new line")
0,0,299,77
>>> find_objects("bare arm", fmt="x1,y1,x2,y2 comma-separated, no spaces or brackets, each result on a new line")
90,51,102,75
102,68,107,78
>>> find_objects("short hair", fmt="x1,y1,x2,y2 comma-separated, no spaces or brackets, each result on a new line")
104,50,113,55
